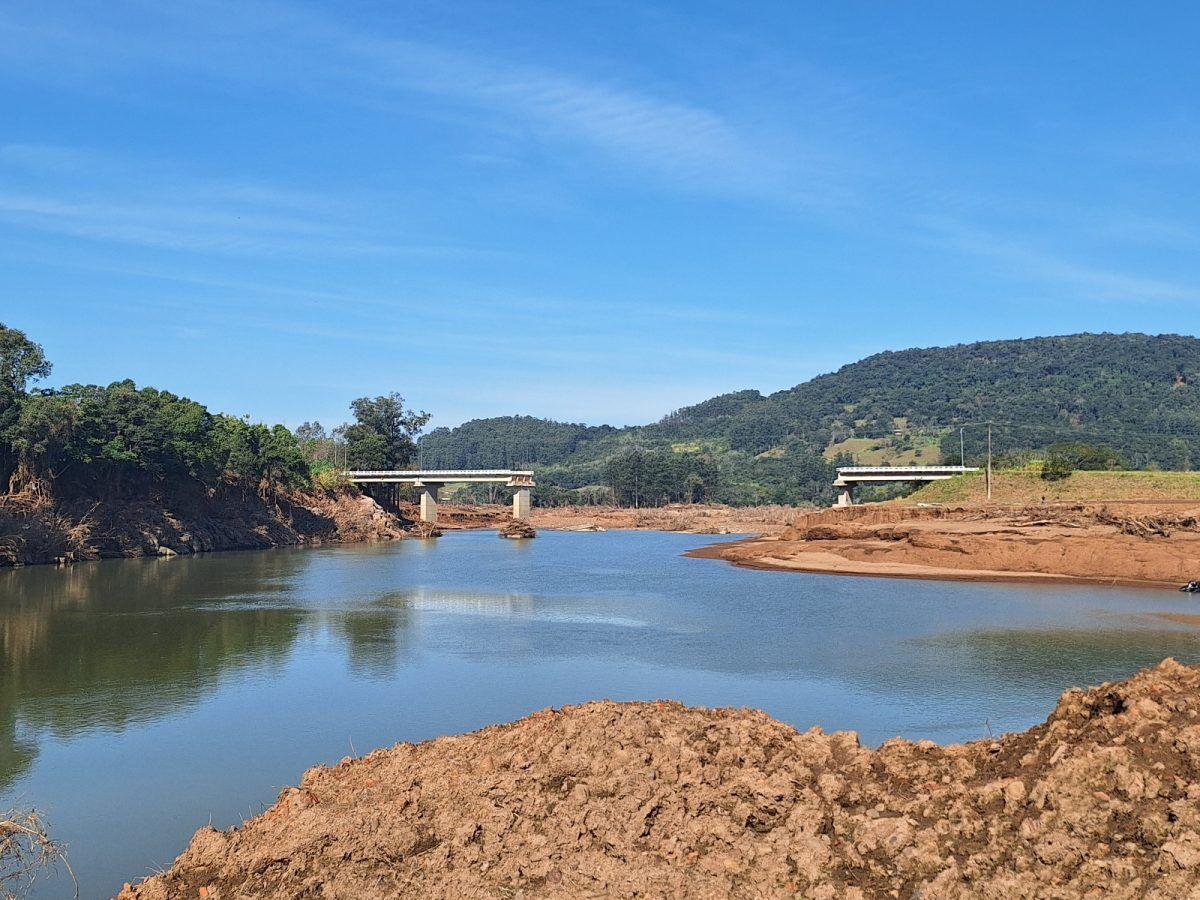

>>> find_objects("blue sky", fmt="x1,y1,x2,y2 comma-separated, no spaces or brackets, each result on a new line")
3,2,1199,429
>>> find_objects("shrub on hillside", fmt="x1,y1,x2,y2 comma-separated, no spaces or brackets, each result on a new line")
1040,454,1074,481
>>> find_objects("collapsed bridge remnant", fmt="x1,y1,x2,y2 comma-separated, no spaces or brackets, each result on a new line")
833,465,979,506
347,470,535,524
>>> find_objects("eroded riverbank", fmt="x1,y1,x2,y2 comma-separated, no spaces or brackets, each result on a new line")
0,483,407,567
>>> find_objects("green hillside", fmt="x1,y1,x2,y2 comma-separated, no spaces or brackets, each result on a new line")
419,333,1200,506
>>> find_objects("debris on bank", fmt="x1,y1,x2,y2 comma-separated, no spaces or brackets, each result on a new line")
498,520,536,539
124,659,1200,899
410,521,443,539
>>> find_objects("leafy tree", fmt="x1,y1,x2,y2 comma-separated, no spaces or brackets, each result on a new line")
0,324,53,485
1043,442,1127,471
0,324,51,398
345,394,430,470
5,391,77,487
294,421,345,467
294,421,327,444
605,450,719,507
343,425,391,470
1041,453,1074,481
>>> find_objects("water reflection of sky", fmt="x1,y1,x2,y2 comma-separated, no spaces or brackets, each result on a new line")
1,530,1198,898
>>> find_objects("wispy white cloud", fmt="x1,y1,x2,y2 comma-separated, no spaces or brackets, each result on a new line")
0,141,502,259
0,189,393,256
918,216,1200,304
0,2,863,212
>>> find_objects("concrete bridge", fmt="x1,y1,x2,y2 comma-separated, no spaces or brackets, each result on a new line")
347,470,535,524
833,465,979,506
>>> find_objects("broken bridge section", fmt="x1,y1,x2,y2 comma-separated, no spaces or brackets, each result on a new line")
833,465,979,506
347,470,536,524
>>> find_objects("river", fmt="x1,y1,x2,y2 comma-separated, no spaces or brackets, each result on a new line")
2,530,1198,897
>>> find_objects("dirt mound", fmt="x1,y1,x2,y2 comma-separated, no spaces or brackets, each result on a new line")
499,520,537,539
124,660,1200,899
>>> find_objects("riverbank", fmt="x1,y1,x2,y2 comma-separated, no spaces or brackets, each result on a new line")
0,481,406,567
429,502,796,535
0,492,795,568
697,502,1200,588
122,658,1200,898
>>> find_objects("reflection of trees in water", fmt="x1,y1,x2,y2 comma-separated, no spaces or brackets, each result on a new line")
335,606,411,680
0,552,310,790
0,718,36,790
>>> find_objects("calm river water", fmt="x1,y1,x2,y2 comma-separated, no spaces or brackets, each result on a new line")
3,530,1199,897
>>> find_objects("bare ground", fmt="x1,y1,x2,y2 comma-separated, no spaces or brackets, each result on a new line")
699,502,1200,588
423,503,796,536
123,659,1200,899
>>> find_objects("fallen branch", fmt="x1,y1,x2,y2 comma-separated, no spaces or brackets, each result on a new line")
1,810,77,899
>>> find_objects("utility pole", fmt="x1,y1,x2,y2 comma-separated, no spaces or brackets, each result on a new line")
959,426,965,468
986,423,993,501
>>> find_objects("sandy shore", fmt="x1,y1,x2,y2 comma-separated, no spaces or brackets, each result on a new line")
694,502,1200,589
429,502,796,536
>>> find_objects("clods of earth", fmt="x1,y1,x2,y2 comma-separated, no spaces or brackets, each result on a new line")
123,659,1200,898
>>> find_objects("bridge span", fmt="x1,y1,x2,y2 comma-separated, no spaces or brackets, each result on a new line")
833,465,979,506
347,470,535,524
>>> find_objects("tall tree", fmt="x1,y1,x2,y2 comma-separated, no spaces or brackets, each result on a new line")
346,393,430,470
0,323,51,399
0,323,53,486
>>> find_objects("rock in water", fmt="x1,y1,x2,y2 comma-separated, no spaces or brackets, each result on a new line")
499,521,536,539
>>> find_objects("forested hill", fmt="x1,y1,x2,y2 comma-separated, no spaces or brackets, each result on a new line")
420,333,1200,505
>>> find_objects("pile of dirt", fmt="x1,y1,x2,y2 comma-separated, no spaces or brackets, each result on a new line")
124,659,1200,898
499,520,537,539
0,478,406,567
704,502,1200,587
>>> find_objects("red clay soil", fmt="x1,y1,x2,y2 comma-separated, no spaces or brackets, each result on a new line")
124,660,1200,899
698,503,1200,588
0,483,407,567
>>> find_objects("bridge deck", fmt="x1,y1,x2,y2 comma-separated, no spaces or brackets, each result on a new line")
347,469,535,485
834,465,978,486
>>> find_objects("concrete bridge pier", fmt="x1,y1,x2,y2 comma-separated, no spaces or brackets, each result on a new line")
830,465,981,508
513,487,531,521
418,483,441,524
345,471,536,525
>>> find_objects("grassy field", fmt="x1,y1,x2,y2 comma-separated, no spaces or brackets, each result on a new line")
823,436,942,466
905,469,1200,504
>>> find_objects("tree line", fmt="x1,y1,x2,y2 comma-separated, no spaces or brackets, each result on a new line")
604,449,719,507
0,323,428,500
